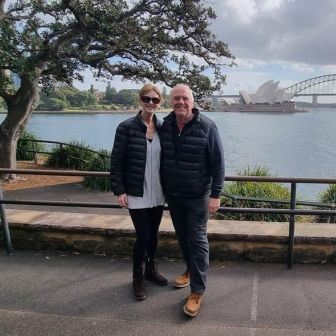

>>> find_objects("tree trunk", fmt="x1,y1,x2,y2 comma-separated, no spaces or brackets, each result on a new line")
0,73,40,180
0,129,19,180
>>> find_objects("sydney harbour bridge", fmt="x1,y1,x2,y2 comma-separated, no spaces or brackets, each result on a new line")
286,74,336,105
213,74,336,107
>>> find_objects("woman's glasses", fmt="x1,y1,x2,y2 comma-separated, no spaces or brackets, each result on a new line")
141,96,160,104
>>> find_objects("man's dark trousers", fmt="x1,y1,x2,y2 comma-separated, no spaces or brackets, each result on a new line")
166,193,210,294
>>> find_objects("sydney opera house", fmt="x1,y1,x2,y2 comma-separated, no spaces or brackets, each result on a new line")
216,80,298,112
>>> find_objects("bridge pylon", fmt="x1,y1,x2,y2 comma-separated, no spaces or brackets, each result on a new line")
312,94,318,106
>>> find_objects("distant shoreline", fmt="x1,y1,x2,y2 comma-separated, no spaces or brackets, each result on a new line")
0,110,137,114
0,109,172,114
33,110,138,114
1,106,334,115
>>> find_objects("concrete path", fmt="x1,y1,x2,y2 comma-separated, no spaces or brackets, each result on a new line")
1,250,336,336
3,182,124,214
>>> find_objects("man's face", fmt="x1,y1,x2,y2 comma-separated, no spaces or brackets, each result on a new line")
171,86,194,119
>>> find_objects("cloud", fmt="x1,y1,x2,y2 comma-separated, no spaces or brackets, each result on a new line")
70,0,336,96
222,70,271,94
234,57,268,69
281,62,315,73
73,69,143,92
212,0,336,66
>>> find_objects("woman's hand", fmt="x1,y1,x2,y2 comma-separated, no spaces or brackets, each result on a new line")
118,193,128,208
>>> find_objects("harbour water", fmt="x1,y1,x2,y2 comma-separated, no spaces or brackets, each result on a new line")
1,108,335,199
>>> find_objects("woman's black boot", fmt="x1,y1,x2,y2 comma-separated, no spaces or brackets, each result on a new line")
145,258,168,286
133,267,147,300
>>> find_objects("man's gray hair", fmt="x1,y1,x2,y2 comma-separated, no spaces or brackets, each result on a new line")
170,84,194,102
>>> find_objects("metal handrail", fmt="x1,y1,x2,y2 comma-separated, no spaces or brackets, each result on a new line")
1,168,336,183
221,191,335,208
17,138,109,166
17,138,109,157
1,168,336,269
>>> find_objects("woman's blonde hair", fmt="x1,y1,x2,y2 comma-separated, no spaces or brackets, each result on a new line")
139,84,164,103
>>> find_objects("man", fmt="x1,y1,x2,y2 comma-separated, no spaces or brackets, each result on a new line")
160,84,225,317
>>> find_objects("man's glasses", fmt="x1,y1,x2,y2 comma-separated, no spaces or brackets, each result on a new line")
141,96,160,104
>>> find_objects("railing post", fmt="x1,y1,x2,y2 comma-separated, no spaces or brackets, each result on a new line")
0,186,13,255
329,203,336,224
60,143,65,166
287,182,297,269
32,140,37,164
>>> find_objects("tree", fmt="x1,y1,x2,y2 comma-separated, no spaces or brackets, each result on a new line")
104,82,117,103
112,89,138,107
162,86,170,108
89,84,94,95
0,0,234,178
39,97,68,111
38,86,97,110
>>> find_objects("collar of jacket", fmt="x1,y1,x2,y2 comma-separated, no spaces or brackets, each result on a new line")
163,108,200,124
135,110,161,130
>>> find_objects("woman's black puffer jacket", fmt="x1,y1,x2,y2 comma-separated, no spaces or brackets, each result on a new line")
110,111,160,197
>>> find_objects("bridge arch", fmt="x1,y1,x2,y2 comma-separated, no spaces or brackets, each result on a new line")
286,74,336,95
210,74,336,107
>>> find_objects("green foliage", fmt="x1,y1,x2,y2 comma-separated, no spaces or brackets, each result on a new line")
1,0,234,100
63,87,97,107
0,97,6,110
112,90,138,107
83,150,111,191
89,85,95,95
38,97,68,111
37,86,97,111
0,0,234,170
16,130,46,161
103,86,138,107
237,166,272,177
104,83,117,102
45,141,96,170
219,166,293,222
162,87,171,109
94,104,119,111
315,184,336,223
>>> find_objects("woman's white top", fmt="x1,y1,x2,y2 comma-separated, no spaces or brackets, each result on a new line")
127,131,165,209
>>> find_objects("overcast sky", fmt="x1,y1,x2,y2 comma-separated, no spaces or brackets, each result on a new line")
74,0,336,98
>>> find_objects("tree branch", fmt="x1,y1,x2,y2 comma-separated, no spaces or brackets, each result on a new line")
0,0,5,20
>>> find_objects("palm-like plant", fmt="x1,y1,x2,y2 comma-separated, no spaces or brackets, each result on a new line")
316,184,336,223
219,166,296,222
82,150,111,191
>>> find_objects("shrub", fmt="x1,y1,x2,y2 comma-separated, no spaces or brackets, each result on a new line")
45,141,96,170
16,130,46,161
37,97,68,111
0,97,6,110
83,150,111,191
219,166,295,222
315,184,336,223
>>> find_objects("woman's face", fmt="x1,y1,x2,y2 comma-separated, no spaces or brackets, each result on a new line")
140,90,161,114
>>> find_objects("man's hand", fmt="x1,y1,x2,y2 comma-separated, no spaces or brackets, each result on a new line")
208,197,220,215
118,193,128,208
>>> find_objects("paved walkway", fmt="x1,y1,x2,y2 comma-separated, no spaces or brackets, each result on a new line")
1,250,336,336
6,208,336,239
2,182,125,214
2,183,336,335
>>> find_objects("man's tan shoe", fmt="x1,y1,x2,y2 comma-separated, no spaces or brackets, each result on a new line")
174,271,190,288
183,292,203,317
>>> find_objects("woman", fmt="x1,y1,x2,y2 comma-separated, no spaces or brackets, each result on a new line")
110,84,167,301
